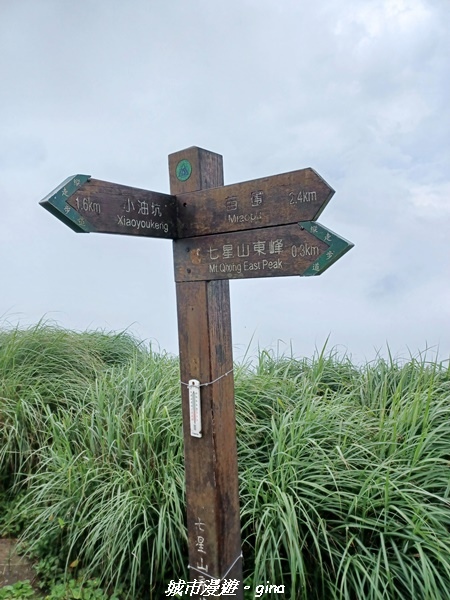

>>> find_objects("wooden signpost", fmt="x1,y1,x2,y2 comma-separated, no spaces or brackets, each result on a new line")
40,146,353,598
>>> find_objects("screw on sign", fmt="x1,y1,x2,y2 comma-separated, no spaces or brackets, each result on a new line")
40,146,353,598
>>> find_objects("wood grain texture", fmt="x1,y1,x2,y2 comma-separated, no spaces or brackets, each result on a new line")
176,167,334,238
174,223,329,281
170,147,243,597
169,147,224,196
66,178,177,238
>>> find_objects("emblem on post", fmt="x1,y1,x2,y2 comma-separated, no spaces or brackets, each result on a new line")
176,159,192,182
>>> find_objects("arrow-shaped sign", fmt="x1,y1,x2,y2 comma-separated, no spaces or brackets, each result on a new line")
175,167,334,238
173,221,353,282
40,175,177,239
40,167,335,242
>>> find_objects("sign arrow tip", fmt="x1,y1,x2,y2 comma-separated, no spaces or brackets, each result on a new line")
40,174,94,233
299,221,354,276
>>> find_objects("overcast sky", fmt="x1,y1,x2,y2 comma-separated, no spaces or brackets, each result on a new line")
1,0,449,364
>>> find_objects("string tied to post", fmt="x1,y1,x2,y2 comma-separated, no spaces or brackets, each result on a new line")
180,367,234,388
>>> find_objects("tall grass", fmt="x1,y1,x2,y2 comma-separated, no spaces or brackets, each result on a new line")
1,323,450,598
237,349,450,598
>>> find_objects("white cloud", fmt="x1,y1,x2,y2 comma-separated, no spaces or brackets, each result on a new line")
334,0,432,39
409,182,450,218
0,0,449,361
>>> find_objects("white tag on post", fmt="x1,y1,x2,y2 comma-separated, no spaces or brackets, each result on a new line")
188,379,202,438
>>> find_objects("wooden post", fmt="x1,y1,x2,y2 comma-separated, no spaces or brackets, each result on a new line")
169,147,243,598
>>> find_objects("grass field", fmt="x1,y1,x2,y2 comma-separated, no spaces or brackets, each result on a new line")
1,323,450,599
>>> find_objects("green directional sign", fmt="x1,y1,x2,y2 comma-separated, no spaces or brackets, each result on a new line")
173,221,353,282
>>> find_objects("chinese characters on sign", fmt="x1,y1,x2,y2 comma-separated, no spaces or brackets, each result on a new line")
175,166,335,238
208,238,284,260
173,222,353,282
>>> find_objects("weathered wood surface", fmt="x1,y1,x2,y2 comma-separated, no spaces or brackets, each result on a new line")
175,167,334,238
174,223,330,281
170,147,243,598
174,220,354,282
40,175,177,238
40,160,334,243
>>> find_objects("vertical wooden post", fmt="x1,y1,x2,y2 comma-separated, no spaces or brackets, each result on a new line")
169,147,243,598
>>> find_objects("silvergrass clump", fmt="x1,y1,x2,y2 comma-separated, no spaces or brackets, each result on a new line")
1,325,450,598
0,322,142,489
21,358,186,597
237,348,450,599
0,322,184,597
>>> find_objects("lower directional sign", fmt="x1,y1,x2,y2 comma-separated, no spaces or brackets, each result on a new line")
40,175,177,238
173,221,353,282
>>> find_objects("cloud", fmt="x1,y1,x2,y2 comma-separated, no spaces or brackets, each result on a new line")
0,134,47,171
0,0,449,361
410,182,450,218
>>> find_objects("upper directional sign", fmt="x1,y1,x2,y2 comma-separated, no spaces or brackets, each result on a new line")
173,221,354,282
175,167,334,238
40,175,177,239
